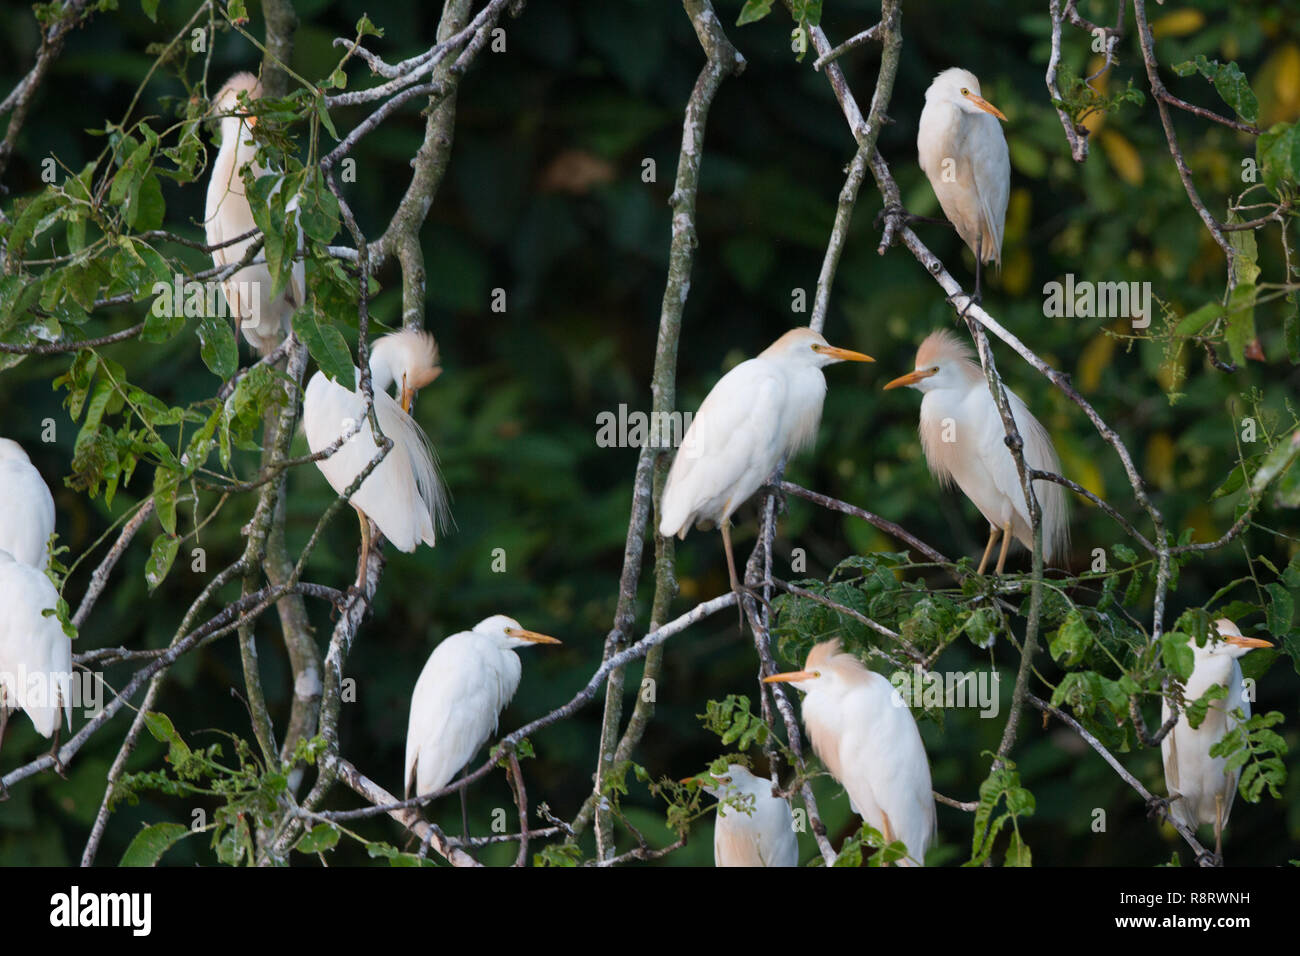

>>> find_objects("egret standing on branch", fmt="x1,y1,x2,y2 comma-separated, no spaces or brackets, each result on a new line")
0,438,55,569
765,640,936,866
690,763,798,867
917,67,1009,307
884,330,1068,575
1161,618,1272,859
0,550,73,773
659,328,873,593
404,615,560,800
205,71,305,354
302,329,451,588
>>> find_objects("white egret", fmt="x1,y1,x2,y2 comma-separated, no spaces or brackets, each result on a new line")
0,438,55,569
690,763,798,867
205,71,305,354
404,615,560,800
884,329,1068,574
917,67,1010,304
1161,618,1272,858
765,639,935,866
659,327,873,592
302,328,450,587
0,550,73,774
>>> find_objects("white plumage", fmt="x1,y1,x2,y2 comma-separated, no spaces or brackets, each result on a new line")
702,763,798,867
885,329,1068,573
404,615,559,798
0,438,55,569
766,640,936,866
303,328,450,568
658,327,873,589
1161,618,1272,856
917,67,1010,268
205,71,305,354
0,549,73,748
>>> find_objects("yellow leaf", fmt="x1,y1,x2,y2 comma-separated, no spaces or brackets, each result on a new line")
1274,44,1300,105
1184,505,1218,546
1151,10,1205,39
1258,43,1300,126
1145,432,1176,490
1076,333,1115,393
1081,55,1109,134
1099,129,1144,185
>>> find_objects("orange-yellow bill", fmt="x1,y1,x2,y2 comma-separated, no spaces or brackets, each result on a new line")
883,367,938,390
762,670,817,684
504,627,562,645
813,344,874,363
964,92,1007,121
1224,634,1273,649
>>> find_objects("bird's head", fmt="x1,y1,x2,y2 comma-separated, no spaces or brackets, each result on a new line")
760,327,874,369
1197,618,1273,660
762,639,856,693
682,762,758,799
883,328,982,394
926,67,1007,121
0,437,32,463
474,614,562,651
211,72,262,138
369,329,443,413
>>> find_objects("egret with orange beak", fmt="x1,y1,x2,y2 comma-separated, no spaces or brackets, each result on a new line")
884,329,1068,575
917,67,1010,307
302,329,450,588
765,640,935,866
404,615,560,800
1161,618,1273,859
659,327,873,594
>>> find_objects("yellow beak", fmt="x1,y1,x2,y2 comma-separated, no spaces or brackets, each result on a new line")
812,343,874,363
504,627,562,645
883,367,938,390
1225,635,1273,649
762,670,818,684
965,92,1007,121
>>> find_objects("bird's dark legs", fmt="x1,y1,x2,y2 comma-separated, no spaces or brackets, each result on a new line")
458,763,473,860
721,520,741,594
0,706,8,800
1214,793,1225,859
976,526,1000,576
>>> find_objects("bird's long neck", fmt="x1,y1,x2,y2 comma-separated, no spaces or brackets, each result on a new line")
365,350,397,396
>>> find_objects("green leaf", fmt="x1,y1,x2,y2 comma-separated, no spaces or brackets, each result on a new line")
1161,631,1195,682
141,0,160,22
121,822,191,866
293,305,354,385
356,14,384,37
1251,429,1300,497
296,824,341,854
1223,282,1256,366
1049,608,1093,667
1173,302,1221,336
145,534,180,591
1266,582,1294,636
736,0,775,26
196,315,238,379
1256,122,1300,194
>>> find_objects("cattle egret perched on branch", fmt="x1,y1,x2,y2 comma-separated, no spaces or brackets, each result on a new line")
765,640,935,866
404,615,560,799
0,439,55,569
303,329,450,587
690,763,798,867
884,330,1068,574
1161,619,1272,858
918,67,1009,304
659,328,873,592
206,71,305,353
0,550,73,771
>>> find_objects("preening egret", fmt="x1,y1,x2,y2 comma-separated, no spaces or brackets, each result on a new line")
404,615,560,799
691,763,798,867
917,67,1009,304
659,327,873,592
302,328,450,587
0,550,73,769
206,71,305,354
884,329,1068,574
0,439,55,569
765,639,935,866
1161,619,1272,858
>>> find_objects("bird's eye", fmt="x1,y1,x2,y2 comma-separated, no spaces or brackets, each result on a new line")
931,365,941,373
960,88,970,96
